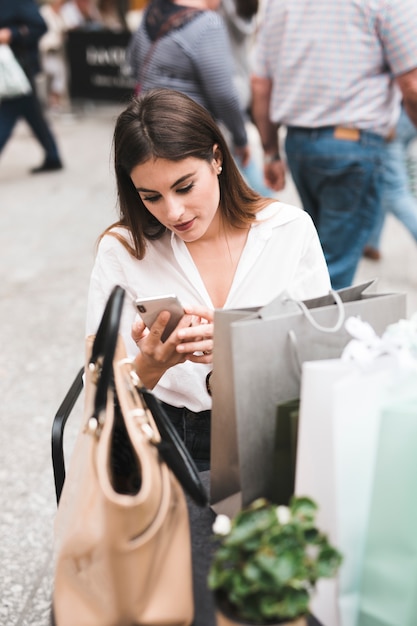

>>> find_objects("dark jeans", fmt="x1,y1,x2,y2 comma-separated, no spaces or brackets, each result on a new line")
285,126,385,289
161,401,211,472
0,87,61,162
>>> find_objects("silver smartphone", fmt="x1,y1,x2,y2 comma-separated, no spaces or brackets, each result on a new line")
135,294,185,342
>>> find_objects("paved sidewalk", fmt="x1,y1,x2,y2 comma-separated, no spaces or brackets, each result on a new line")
0,104,416,625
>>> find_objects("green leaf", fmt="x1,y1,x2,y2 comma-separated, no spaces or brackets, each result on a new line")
242,561,261,584
290,496,317,523
316,546,343,577
256,551,298,584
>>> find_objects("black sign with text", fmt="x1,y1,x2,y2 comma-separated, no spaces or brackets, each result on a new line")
66,28,136,102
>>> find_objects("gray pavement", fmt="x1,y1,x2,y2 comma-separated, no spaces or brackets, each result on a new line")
1,104,417,626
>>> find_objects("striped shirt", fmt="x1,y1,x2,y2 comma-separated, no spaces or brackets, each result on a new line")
253,0,417,136
127,9,248,147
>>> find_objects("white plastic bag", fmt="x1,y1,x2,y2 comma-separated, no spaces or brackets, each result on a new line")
0,44,31,100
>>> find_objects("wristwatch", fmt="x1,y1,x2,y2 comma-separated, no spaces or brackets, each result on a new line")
263,152,280,164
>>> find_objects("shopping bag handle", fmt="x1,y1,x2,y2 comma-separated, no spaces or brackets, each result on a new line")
287,289,345,333
287,289,346,378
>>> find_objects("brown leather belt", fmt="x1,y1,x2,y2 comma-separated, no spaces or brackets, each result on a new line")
334,126,395,142
333,126,361,141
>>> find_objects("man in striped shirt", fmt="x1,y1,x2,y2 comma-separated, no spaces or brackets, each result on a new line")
251,0,417,289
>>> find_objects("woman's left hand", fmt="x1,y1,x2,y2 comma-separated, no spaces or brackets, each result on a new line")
176,305,214,363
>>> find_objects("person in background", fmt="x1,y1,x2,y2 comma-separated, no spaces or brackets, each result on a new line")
85,88,331,469
97,0,129,30
0,0,64,173
125,0,150,32
363,105,417,261
60,0,102,29
251,0,417,290
219,0,272,196
39,0,68,110
219,0,256,121
126,0,250,176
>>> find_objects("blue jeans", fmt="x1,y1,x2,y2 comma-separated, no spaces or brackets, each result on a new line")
285,126,385,289
237,155,274,197
0,87,61,162
367,108,417,249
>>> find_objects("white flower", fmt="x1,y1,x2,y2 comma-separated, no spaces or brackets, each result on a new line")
213,514,231,536
276,505,291,525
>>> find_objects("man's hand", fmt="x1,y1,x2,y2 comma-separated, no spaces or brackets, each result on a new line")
264,159,286,191
397,67,417,129
0,28,12,44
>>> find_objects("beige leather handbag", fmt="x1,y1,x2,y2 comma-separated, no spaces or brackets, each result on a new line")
52,286,202,626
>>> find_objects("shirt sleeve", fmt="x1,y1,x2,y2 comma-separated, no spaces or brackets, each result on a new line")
11,0,47,44
190,13,248,147
85,236,139,358
289,216,332,301
250,0,274,79
375,0,417,76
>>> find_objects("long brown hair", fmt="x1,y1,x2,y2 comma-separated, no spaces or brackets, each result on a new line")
106,88,268,259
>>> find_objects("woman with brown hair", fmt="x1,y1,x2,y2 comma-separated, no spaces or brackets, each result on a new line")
86,88,330,470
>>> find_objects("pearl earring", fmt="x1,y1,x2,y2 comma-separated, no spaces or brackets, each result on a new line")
218,166,222,174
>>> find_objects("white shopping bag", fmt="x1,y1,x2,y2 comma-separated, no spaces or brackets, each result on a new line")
295,356,396,626
0,44,31,100
295,315,417,626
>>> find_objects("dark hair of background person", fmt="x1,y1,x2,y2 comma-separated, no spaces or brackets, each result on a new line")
106,89,269,259
97,0,129,30
235,0,258,19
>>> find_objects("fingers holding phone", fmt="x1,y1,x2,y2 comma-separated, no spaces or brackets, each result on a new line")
134,296,213,349
132,296,214,388
132,316,147,345
177,305,214,362
135,295,185,343
132,309,192,389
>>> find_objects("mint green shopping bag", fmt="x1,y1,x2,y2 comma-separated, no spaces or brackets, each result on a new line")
357,392,417,626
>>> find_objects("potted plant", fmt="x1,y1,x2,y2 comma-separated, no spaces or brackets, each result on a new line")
208,496,342,626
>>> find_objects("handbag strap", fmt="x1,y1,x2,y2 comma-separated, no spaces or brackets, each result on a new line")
140,388,208,506
90,285,125,421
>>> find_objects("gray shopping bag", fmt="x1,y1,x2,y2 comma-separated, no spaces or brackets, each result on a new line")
210,280,406,516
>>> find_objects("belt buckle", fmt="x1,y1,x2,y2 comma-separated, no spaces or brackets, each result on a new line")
334,126,360,141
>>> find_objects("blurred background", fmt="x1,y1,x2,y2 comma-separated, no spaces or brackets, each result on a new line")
1,1,417,623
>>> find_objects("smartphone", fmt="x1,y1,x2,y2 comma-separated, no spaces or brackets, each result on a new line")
135,294,185,342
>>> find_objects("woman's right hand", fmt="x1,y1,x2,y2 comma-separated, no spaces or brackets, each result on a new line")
131,311,195,389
